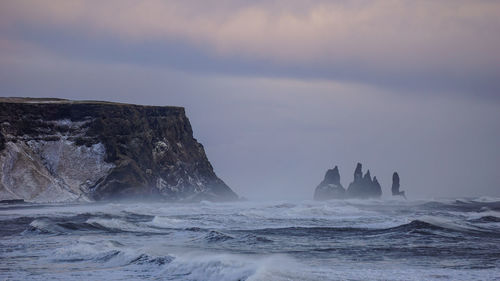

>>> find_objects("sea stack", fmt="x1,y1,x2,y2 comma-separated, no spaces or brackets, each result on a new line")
391,172,406,199
313,166,346,200
0,98,238,203
346,163,382,199
314,163,383,200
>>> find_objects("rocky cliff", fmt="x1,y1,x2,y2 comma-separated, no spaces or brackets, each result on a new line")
0,98,238,202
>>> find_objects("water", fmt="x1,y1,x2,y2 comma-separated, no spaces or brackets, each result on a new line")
1,198,499,280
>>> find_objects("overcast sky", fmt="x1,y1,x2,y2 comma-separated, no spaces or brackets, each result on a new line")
1,0,499,199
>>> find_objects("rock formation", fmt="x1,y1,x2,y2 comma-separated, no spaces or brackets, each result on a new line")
313,166,345,200
346,163,382,199
391,172,406,199
314,163,383,200
0,98,238,202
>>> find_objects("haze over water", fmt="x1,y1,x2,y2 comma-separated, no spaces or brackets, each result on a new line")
1,1,500,280
1,0,500,199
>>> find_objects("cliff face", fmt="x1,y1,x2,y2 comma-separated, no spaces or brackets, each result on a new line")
0,98,238,202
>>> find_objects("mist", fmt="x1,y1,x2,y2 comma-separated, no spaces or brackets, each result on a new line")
3,2,500,280
1,55,499,200
1,0,500,200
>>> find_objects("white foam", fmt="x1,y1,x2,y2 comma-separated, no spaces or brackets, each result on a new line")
417,215,482,233
158,252,299,281
148,216,186,229
86,218,150,233
3,198,500,281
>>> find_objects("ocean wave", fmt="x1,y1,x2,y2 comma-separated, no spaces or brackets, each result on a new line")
157,253,298,281
238,201,378,221
247,217,500,238
4,199,500,280
147,215,186,229
418,199,500,213
471,215,500,223
52,239,173,268
25,218,67,234
86,217,166,234
238,233,273,244
23,216,159,235
24,218,115,235
129,253,174,266
195,230,235,243
187,230,273,245
52,240,297,281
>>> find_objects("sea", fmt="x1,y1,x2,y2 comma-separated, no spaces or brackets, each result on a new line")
1,198,499,280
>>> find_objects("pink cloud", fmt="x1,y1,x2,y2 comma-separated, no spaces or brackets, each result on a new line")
1,0,499,73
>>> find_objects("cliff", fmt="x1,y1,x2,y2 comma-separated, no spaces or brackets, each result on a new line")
0,98,238,202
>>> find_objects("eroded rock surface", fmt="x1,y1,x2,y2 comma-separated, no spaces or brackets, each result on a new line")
391,172,406,198
346,163,382,199
314,163,383,200
0,98,238,202
313,166,346,200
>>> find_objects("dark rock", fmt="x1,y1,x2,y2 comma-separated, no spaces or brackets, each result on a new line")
372,176,382,193
354,163,363,181
391,172,406,199
323,166,341,186
346,163,382,199
313,166,345,200
0,98,238,202
0,199,25,204
314,163,384,200
363,170,371,184
0,131,4,151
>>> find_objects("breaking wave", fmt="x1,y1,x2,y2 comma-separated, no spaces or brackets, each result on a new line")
2,197,500,280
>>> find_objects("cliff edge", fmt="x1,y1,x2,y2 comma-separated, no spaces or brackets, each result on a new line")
0,98,238,202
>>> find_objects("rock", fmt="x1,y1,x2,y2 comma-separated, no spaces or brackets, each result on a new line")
354,163,363,181
314,163,384,200
346,163,382,199
391,172,406,199
372,176,382,196
0,98,238,202
323,166,342,186
0,199,25,204
363,169,371,184
0,131,4,151
313,166,345,200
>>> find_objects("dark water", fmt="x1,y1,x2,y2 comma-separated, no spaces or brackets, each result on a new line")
1,198,499,280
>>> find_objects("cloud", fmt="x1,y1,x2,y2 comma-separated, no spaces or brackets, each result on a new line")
2,52,500,199
1,0,500,95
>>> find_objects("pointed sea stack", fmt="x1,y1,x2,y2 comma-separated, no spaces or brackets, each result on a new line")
391,172,406,199
313,166,346,200
354,163,363,181
346,163,382,199
314,163,383,200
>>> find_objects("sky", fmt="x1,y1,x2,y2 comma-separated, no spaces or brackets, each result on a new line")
1,0,499,199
